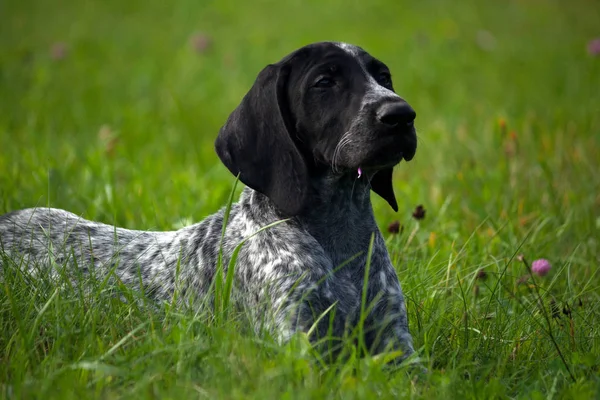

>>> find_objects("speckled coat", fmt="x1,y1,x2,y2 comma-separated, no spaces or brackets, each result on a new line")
0,41,418,361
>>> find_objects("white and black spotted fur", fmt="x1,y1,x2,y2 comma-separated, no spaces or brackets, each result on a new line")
0,42,418,361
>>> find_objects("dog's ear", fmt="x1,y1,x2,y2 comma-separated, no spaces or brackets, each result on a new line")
215,60,308,216
370,168,398,212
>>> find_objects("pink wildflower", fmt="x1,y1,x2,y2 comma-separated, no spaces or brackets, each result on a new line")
531,259,551,277
190,32,212,54
50,42,68,60
587,38,600,56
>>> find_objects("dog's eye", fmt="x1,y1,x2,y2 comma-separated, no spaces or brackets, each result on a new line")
315,77,335,88
377,72,392,87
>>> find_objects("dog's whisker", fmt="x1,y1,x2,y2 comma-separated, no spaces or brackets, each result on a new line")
332,132,352,174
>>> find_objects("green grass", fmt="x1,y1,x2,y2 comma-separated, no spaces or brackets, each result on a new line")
1,0,600,397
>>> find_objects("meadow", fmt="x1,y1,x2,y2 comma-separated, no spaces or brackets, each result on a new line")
1,0,599,398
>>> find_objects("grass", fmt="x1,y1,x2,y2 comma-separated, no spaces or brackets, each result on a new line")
1,0,599,397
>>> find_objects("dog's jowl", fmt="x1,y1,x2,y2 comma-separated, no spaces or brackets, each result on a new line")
0,42,418,361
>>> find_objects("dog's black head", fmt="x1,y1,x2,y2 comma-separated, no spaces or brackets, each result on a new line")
215,42,417,216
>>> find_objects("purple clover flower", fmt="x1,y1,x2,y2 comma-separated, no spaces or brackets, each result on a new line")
588,38,600,56
531,259,551,277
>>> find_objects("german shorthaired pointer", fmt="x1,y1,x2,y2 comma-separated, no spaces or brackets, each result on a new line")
0,42,418,361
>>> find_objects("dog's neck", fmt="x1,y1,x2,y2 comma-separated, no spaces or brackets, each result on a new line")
242,170,380,266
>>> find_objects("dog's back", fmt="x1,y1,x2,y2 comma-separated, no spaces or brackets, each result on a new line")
0,208,201,299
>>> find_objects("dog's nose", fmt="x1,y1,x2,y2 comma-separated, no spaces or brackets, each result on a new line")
377,102,416,127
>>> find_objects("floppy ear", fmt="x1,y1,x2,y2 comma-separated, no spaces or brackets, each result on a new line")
370,168,398,212
215,61,308,216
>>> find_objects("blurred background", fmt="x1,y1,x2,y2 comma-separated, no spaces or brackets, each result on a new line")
0,0,598,259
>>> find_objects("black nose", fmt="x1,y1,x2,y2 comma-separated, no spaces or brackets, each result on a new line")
376,102,416,127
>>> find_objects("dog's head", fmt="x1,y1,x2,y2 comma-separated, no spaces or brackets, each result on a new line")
215,42,417,216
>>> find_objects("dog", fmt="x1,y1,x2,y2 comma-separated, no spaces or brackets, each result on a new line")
0,41,418,361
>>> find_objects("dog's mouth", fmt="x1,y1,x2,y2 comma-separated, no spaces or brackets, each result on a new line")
369,125,417,164
360,141,416,171
401,145,417,161
356,159,400,179
328,127,417,176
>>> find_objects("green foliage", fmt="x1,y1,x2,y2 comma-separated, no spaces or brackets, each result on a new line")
1,0,599,398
